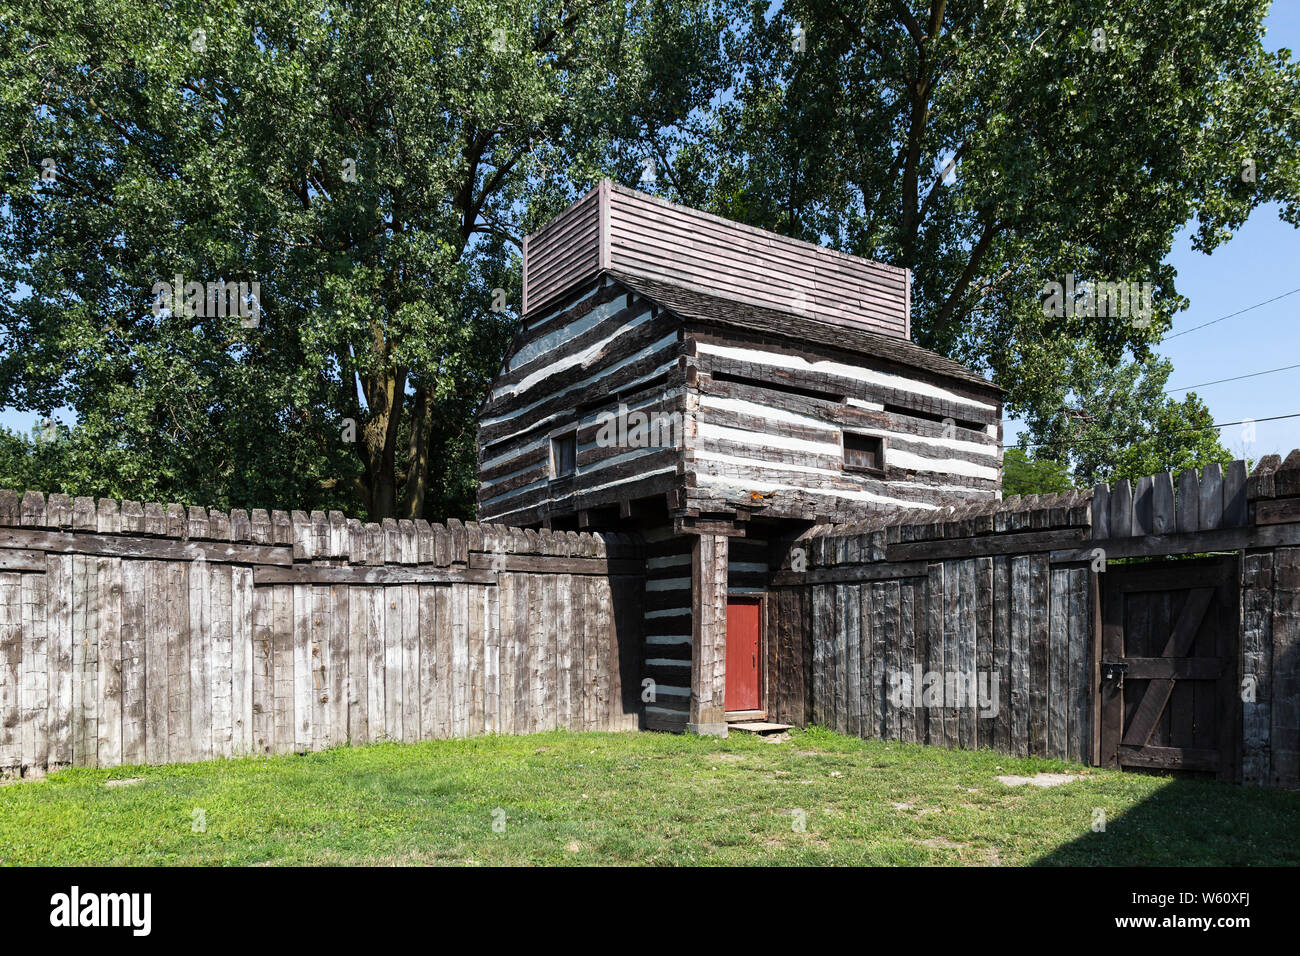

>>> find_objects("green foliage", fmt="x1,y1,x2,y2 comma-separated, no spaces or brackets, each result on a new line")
0,0,728,517
1002,447,1074,497
683,0,1299,452
1018,350,1233,486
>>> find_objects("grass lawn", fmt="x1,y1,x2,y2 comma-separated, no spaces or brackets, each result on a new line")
2,727,1298,866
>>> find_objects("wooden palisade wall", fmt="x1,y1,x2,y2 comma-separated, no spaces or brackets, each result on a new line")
0,492,643,777
770,454,1300,786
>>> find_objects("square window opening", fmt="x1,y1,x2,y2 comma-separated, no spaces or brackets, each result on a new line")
843,432,885,475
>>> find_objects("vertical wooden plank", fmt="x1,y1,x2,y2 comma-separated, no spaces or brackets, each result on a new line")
842,582,861,738
486,582,501,734
852,583,871,739
1271,547,1300,788
434,584,452,737
568,572,586,733
1029,555,1050,757
467,582,485,736
20,571,48,773
326,584,348,747
993,556,1011,754
975,557,994,750
1109,481,1134,538
143,561,167,764
0,573,20,774
272,585,295,754
191,557,214,761
497,573,517,736
591,576,612,730
832,583,847,735
1223,460,1248,528
941,561,960,747
231,566,255,755
1177,469,1201,533
1200,463,1224,531
309,584,329,752
884,579,903,742
1132,475,1154,536
97,557,123,769
119,561,145,766
293,582,313,754
452,582,470,736
251,577,273,754
921,563,942,746
165,560,189,764
45,555,73,769
401,583,420,742
367,586,386,741
418,585,438,739
1067,568,1090,763
898,579,917,744
870,580,888,739
582,575,601,730
515,572,532,734
383,586,402,741
1048,567,1069,760
210,564,233,759
1152,471,1176,536
1010,556,1031,757
1091,484,1110,540
811,585,827,729
555,574,572,730
957,560,976,749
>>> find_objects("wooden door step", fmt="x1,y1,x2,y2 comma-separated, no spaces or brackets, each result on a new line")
728,721,793,735
725,710,767,723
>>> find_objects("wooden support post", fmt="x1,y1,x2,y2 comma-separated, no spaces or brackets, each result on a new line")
689,533,728,736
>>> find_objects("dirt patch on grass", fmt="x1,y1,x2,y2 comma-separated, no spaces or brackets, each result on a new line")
996,773,1082,788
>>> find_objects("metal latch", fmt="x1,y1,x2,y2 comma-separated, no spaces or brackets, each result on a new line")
1101,661,1128,688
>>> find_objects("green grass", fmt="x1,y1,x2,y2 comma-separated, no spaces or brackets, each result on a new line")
2,728,1298,865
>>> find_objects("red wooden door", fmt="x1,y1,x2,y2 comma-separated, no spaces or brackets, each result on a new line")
726,598,761,712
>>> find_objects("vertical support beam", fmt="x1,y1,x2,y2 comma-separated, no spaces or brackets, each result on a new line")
689,533,728,736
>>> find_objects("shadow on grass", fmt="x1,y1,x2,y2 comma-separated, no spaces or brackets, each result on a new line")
1032,775,1300,866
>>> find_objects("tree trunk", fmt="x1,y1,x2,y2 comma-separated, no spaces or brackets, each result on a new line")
400,386,433,519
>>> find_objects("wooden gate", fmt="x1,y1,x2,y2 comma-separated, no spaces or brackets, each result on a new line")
1098,556,1240,780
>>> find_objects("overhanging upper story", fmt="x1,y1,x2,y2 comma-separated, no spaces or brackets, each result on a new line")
478,184,1003,532
523,180,912,339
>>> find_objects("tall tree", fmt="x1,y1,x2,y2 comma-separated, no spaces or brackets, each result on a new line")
0,0,728,518
675,0,1299,441
1017,350,1233,486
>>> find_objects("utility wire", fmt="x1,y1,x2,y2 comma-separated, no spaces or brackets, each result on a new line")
1165,287,1300,338
1165,362,1300,394
1005,411,1300,451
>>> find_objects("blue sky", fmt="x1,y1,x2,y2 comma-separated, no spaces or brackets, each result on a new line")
1004,2,1300,463
4,5,1299,467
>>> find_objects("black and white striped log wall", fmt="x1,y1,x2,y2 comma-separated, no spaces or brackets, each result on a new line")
477,274,686,527
0,492,644,777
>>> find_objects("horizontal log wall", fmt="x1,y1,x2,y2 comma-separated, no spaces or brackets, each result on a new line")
0,492,644,777
686,326,1002,522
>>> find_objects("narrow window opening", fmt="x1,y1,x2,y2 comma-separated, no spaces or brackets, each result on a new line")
551,432,577,478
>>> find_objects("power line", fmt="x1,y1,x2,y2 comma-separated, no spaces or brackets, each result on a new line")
1005,411,1300,451
1165,362,1300,394
1165,286,1300,338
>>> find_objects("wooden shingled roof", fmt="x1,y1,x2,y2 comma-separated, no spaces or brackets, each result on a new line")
608,270,1001,392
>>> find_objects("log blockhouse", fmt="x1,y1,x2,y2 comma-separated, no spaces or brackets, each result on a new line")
478,180,1004,733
